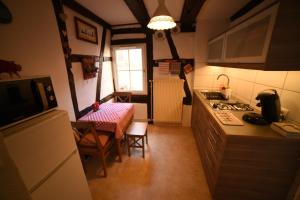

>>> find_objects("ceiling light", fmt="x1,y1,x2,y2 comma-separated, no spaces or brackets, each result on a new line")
147,0,176,30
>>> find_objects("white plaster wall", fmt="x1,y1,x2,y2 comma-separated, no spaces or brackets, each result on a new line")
64,6,103,55
65,6,114,110
172,33,195,58
101,30,114,99
71,62,98,111
100,61,114,99
0,0,75,120
133,103,147,120
103,30,111,57
153,36,172,60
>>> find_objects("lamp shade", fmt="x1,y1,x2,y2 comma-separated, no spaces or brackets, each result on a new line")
147,0,176,30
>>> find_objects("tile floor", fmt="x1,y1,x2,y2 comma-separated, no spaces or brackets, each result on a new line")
84,124,212,200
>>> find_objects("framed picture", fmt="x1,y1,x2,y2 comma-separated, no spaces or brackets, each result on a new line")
74,17,98,44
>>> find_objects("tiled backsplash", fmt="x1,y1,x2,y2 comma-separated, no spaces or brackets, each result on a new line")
193,64,300,124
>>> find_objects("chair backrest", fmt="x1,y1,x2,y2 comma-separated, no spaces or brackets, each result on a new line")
114,92,132,102
71,121,103,151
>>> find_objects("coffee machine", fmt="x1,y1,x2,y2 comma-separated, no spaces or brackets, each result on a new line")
243,89,281,124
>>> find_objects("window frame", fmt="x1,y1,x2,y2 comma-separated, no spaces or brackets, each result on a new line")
112,44,147,95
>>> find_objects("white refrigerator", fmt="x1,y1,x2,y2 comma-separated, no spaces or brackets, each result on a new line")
0,110,92,200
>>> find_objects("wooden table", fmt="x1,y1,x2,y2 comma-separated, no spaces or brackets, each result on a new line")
78,103,134,161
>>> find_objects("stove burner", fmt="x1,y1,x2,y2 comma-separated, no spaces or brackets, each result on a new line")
210,102,254,111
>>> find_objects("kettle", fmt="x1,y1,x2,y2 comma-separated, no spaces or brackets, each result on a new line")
256,89,281,123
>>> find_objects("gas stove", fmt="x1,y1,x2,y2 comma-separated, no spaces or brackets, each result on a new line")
209,102,254,111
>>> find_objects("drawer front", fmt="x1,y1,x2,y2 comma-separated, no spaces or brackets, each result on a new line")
4,111,76,191
31,151,92,200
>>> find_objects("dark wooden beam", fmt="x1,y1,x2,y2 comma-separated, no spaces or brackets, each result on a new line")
164,30,192,105
100,93,114,103
111,27,145,35
63,0,111,29
123,0,150,26
69,54,100,62
230,0,264,22
52,0,80,119
131,95,148,103
111,38,146,45
103,57,112,62
165,30,179,59
180,0,206,32
96,28,107,101
153,58,194,67
146,30,154,121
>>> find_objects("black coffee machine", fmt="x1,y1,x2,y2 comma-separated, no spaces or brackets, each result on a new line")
243,89,281,125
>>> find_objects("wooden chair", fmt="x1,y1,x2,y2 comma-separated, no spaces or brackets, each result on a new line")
114,92,132,102
71,121,114,177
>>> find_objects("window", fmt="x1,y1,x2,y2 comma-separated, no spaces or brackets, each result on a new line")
112,45,147,94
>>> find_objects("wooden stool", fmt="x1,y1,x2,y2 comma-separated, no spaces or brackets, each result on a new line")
126,122,148,158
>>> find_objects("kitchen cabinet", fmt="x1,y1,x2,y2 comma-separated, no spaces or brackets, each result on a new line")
207,34,225,63
224,4,277,63
206,2,300,71
191,92,300,199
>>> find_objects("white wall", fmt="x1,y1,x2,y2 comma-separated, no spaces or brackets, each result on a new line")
64,6,103,55
0,0,75,120
101,30,114,99
64,6,102,111
64,6,114,111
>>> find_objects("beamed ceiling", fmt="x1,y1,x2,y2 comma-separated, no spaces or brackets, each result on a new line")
74,0,255,28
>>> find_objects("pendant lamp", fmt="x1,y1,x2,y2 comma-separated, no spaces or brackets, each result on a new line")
147,0,176,30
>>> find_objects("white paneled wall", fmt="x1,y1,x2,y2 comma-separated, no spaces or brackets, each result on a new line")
193,65,300,124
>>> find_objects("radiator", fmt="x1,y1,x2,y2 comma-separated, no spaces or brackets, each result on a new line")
153,79,185,123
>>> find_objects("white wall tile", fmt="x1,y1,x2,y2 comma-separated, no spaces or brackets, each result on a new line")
235,80,254,104
281,90,300,123
255,71,287,88
193,75,215,89
284,71,300,93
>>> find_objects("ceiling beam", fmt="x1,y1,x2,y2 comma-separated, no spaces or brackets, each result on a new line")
180,0,206,32
123,0,150,26
230,0,264,22
111,27,145,35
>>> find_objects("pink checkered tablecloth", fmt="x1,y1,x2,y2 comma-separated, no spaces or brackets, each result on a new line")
78,103,134,139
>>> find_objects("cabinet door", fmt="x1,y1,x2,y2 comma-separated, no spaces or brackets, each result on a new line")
224,4,279,63
207,34,225,62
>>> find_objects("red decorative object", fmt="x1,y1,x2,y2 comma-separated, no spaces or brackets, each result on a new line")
81,57,98,80
92,102,100,112
0,59,22,78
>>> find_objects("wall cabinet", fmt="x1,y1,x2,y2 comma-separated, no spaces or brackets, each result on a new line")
207,34,225,63
224,4,277,63
191,93,300,199
206,2,300,71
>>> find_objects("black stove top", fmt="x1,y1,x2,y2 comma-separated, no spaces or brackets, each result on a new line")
210,102,254,111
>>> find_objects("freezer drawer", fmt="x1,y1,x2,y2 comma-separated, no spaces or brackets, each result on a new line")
3,110,77,191
31,151,92,200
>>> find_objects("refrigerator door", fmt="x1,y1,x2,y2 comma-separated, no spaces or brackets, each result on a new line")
31,151,92,200
3,110,77,191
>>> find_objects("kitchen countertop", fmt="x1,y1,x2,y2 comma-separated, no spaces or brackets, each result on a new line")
194,90,292,139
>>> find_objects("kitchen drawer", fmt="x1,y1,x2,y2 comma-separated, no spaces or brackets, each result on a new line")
31,151,92,200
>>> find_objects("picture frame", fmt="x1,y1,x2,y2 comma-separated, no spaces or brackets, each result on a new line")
74,17,98,44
